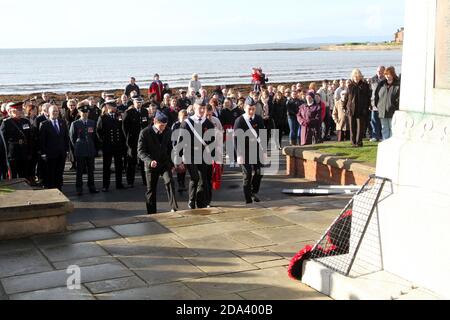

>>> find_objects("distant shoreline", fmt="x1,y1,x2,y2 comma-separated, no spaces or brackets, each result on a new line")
223,43,403,52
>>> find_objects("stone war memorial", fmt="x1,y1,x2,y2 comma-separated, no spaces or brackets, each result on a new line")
301,0,450,299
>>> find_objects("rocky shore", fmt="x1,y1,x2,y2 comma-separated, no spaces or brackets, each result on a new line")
0,80,321,105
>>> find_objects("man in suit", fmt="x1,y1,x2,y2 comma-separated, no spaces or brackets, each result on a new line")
122,96,150,188
0,102,34,181
234,97,267,204
177,100,215,209
138,111,178,214
39,105,70,190
97,99,127,192
69,103,99,196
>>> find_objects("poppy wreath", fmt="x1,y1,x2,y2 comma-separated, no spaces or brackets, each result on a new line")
288,210,353,281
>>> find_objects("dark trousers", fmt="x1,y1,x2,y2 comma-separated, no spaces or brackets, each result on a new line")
76,156,95,191
9,159,27,179
126,154,146,186
240,164,263,203
337,130,350,142
349,116,367,147
322,107,332,140
205,164,213,206
186,164,209,208
103,151,124,189
145,168,178,214
177,171,186,189
45,155,66,190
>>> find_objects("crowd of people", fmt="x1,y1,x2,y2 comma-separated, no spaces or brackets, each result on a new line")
0,66,400,213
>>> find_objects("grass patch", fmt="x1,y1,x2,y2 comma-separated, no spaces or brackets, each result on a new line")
0,187,15,194
301,140,379,165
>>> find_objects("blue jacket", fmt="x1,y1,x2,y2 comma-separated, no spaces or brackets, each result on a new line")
69,119,96,158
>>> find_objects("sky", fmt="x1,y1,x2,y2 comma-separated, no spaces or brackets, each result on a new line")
0,0,405,49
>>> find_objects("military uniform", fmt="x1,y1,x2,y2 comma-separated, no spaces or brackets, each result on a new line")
0,105,34,180
122,104,150,187
97,109,126,191
69,109,98,195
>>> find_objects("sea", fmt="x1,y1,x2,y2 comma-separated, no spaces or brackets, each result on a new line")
0,44,402,95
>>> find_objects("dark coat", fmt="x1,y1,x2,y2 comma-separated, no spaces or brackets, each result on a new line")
272,97,287,124
122,108,150,152
219,107,245,127
138,126,174,172
343,80,371,118
69,119,97,158
234,114,266,165
97,113,126,154
375,79,401,119
39,119,70,159
0,118,34,161
178,117,215,165
286,98,302,117
125,83,141,97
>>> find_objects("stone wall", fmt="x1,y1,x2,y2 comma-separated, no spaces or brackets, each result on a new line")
284,147,375,186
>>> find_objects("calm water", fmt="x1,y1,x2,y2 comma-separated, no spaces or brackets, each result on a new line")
0,44,402,94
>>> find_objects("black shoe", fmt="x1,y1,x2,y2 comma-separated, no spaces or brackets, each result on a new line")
188,202,196,210
102,188,109,193
246,200,253,205
89,188,100,194
252,195,261,203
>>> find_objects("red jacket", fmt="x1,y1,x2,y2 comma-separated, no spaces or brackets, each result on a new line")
148,81,164,103
252,71,262,83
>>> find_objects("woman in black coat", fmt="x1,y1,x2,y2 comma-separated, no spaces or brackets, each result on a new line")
342,69,371,147
272,91,287,148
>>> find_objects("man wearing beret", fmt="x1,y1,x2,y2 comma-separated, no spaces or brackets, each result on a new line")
69,103,99,196
138,110,178,214
97,99,127,192
0,102,34,180
234,96,267,204
122,96,150,188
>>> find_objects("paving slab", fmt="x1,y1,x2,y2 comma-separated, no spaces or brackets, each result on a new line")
99,237,193,258
252,225,320,244
0,238,36,253
186,251,259,276
111,222,171,240
231,248,283,264
85,276,147,294
118,255,206,285
226,231,276,248
91,217,142,228
254,259,291,269
52,256,119,270
238,285,331,300
207,208,272,222
2,263,133,295
281,210,339,233
67,222,96,231
0,248,53,278
157,216,215,228
170,221,259,240
178,234,249,256
265,241,312,260
40,242,109,263
247,215,296,228
96,282,200,300
9,286,95,300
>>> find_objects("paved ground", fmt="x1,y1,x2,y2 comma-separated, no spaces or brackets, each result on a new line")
0,141,353,300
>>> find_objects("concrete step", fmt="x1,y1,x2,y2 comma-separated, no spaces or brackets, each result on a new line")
301,260,442,300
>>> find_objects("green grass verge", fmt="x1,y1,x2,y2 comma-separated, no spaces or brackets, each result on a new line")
301,140,379,165
0,187,15,194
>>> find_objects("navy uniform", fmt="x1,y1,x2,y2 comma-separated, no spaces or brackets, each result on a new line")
39,117,70,190
69,105,99,195
138,111,178,214
0,112,9,180
97,100,126,191
234,97,267,204
122,97,150,187
178,102,215,209
0,102,34,180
